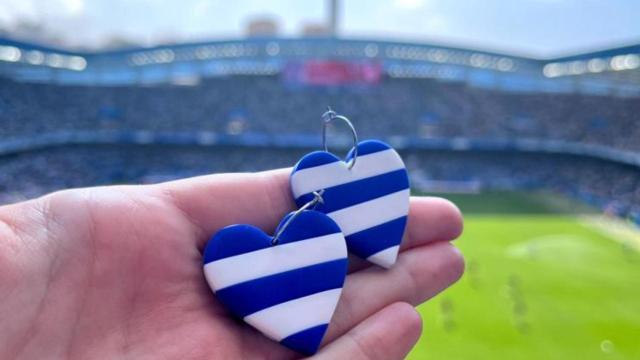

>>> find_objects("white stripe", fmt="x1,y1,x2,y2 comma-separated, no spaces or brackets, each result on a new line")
366,245,400,269
244,288,342,341
204,233,346,290
328,189,410,236
291,149,405,197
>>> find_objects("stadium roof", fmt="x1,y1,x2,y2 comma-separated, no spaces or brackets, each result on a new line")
2,36,639,94
1,35,638,62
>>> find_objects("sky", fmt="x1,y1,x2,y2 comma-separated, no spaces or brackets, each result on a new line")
0,0,639,57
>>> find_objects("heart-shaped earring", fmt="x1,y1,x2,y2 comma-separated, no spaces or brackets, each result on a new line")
203,192,348,355
290,109,410,268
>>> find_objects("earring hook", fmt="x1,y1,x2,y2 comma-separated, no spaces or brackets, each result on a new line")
321,107,358,170
271,190,325,246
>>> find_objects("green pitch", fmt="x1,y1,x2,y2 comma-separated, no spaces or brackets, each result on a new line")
408,192,640,360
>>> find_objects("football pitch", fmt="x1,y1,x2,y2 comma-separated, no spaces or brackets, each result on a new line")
408,192,640,360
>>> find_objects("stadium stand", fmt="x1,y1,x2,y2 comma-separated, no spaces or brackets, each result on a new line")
1,37,639,224
1,76,640,150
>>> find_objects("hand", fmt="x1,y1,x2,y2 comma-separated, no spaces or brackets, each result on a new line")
0,169,463,359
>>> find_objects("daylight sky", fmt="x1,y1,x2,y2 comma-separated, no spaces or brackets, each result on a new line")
0,0,639,57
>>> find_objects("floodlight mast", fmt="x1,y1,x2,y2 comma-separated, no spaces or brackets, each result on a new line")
329,0,339,37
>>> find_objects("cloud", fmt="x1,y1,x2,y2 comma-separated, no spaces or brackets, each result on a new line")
0,0,38,26
394,0,428,9
60,0,85,16
424,13,449,32
0,0,86,28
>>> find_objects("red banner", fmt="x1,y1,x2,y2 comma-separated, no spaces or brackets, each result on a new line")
283,61,381,86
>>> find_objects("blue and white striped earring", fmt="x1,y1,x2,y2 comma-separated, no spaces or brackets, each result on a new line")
290,109,410,268
202,191,348,355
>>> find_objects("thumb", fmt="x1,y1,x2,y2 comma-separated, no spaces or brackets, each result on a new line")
311,302,423,360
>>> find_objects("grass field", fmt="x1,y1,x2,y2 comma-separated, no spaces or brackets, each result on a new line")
408,192,640,360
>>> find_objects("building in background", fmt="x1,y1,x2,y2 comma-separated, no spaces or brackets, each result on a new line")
245,17,280,38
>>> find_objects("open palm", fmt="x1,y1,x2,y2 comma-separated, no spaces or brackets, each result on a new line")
0,169,464,359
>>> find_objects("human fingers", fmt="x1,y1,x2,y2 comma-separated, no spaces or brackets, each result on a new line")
312,302,422,360
325,242,464,343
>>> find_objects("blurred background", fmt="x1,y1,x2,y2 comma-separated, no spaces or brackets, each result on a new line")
1,0,639,358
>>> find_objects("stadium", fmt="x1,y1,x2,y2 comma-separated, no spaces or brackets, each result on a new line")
1,2,640,358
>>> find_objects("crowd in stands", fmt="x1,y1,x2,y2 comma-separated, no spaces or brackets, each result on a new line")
0,145,638,223
0,75,639,222
1,76,639,151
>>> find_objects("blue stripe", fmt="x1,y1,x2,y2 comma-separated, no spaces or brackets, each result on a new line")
204,211,341,263
204,225,269,264
215,258,348,318
347,139,392,159
275,211,342,244
295,169,409,213
280,324,329,355
292,140,392,173
346,216,408,258
293,151,339,171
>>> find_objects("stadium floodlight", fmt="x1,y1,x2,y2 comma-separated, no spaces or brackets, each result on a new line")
624,54,640,70
610,55,627,71
266,42,280,56
67,56,87,71
129,53,149,66
543,63,563,78
195,46,214,60
587,58,607,73
497,58,515,72
0,46,21,62
156,49,175,63
45,53,65,68
470,53,490,68
25,50,45,65
364,43,379,58
433,49,449,63
569,61,586,75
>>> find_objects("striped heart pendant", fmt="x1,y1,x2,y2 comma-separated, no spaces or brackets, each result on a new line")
203,210,348,355
291,140,410,268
